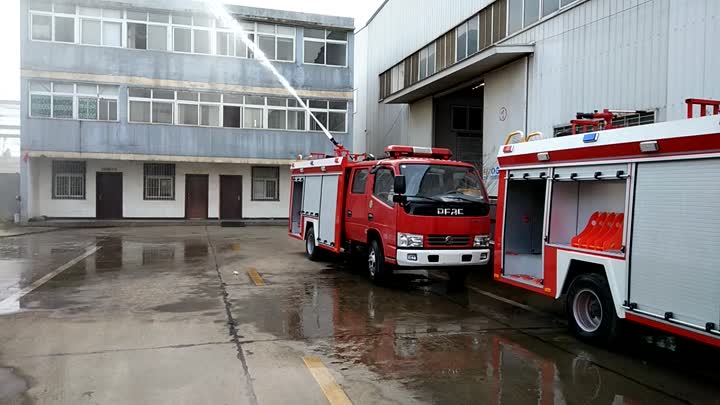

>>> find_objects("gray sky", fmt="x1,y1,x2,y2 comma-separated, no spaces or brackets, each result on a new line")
0,0,382,101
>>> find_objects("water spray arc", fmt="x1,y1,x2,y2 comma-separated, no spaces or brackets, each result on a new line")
206,1,348,156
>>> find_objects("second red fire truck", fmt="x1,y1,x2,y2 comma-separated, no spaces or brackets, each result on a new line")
494,99,720,347
288,145,491,284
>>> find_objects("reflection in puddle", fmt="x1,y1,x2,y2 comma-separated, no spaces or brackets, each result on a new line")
142,245,175,265
0,366,29,403
95,237,122,271
232,274,687,404
184,241,208,259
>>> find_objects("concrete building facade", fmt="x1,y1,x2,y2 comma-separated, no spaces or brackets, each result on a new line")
354,0,720,196
20,0,354,220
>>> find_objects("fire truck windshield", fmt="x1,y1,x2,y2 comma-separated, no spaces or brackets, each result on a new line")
400,164,486,202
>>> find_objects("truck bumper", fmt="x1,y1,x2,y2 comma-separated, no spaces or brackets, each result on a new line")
395,248,490,267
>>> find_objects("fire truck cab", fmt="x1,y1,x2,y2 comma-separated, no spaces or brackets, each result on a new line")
494,100,720,347
289,145,492,283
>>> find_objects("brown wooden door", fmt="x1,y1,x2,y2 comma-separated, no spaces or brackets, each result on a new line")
185,175,209,219
220,175,243,220
96,172,123,219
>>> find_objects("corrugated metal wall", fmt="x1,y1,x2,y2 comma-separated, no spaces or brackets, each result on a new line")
510,0,672,134
360,0,720,155
363,0,494,154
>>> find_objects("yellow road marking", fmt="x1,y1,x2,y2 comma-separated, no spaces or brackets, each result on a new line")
302,357,352,405
247,268,265,286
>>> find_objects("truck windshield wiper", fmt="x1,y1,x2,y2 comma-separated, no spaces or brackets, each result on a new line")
405,195,442,202
437,193,485,203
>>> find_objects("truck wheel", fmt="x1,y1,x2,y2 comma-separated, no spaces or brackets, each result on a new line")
305,227,322,261
566,273,621,344
367,239,388,284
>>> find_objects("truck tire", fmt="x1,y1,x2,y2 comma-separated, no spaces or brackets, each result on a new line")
367,239,389,284
566,273,621,344
305,227,322,261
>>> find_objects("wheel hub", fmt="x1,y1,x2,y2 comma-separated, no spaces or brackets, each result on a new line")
573,288,603,333
368,249,376,277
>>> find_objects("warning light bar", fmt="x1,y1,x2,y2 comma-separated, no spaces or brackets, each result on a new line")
385,145,453,160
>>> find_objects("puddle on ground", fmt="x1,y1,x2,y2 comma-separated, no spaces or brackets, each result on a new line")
151,299,219,313
0,366,30,404
184,242,209,259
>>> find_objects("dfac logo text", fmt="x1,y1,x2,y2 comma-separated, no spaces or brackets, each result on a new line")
437,208,464,215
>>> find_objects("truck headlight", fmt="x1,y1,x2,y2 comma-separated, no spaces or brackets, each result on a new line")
397,233,423,248
473,235,490,248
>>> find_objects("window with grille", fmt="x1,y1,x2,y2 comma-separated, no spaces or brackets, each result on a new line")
29,81,118,120
143,163,175,200
252,167,279,201
52,160,86,199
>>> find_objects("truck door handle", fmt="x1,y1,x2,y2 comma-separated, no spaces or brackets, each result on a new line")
347,210,352,217
368,213,374,221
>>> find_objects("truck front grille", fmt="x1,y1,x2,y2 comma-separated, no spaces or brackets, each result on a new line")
427,235,471,246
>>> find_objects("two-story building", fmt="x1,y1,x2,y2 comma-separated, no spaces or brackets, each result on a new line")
20,0,354,221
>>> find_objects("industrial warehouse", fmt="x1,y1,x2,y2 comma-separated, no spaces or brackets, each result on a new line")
353,0,720,195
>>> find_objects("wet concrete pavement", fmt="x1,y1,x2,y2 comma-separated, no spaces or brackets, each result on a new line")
0,226,718,404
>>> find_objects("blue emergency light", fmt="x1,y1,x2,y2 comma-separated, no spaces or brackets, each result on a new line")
583,133,599,143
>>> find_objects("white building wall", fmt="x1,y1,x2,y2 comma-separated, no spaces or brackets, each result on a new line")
408,96,434,147
29,159,290,219
360,0,720,162
482,59,528,196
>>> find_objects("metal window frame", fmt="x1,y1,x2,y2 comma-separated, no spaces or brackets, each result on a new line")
28,81,119,122
143,163,176,200
380,0,583,97
28,5,298,62
251,166,280,201
52,160,86,200
125,87,347,133
78,10,124,48
302,28,348,67
308,98,347,133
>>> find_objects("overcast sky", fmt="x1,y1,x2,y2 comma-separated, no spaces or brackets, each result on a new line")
0,0,382,101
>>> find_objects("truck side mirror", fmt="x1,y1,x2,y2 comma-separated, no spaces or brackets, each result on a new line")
393,175,406,195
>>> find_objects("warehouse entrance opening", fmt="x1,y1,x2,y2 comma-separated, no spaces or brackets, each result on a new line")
434,83,484,170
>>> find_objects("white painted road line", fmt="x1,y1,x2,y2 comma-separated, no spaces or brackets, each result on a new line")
0,245,101,313
465,285,546,315
434,273,549,316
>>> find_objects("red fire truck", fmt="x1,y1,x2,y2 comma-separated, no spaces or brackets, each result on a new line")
494,99,720,347
288,145,491,284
